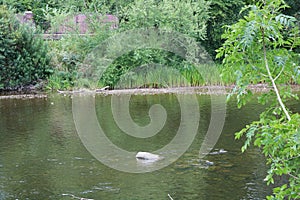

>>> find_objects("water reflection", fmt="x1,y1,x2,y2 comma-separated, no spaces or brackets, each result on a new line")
0,93,295,199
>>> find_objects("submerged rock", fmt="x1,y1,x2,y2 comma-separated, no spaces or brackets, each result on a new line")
199,159,214,167
208,149,228,155
135,152,163,162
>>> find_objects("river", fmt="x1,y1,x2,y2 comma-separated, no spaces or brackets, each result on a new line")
0,92,298,199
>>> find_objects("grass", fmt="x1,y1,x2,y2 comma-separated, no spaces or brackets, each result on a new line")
114,63,226,89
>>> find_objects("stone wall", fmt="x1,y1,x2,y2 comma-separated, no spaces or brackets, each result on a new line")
16,11,35,26
17,11,118,35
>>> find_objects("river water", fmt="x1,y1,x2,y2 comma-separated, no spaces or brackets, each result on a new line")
0,92,298,199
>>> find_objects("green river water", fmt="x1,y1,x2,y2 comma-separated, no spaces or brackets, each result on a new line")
0,92,299,199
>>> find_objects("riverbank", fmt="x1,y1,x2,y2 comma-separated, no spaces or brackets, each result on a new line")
1,84,300,99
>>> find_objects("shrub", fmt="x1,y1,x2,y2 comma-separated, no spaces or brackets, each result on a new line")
0,6,52,90
45,24,114,90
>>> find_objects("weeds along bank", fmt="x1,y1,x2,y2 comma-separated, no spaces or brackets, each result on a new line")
44,33,300,91
1,1,300,91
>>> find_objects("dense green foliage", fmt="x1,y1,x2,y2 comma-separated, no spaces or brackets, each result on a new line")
0,6,51,90
217,0,300,199
95,0,211,88
45,0,211,89
1,0,299,55
0,0,60,30
1,0,299,90
119,0,209,38
98,49,215,88
202,0,245,60
46,27,113,90
0,0,133,31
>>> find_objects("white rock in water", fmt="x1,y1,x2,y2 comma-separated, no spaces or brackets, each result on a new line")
219,149,227,154
136,152,163,161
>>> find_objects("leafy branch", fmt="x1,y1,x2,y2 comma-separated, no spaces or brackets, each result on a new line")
217,0,300,199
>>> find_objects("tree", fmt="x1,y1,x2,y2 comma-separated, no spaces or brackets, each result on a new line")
201,0,245,60
216,0,300,199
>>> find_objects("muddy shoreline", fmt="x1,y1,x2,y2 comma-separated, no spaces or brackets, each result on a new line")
1,84,300,99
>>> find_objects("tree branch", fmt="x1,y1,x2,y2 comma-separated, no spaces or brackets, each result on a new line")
274,65,285,81
168,194,174,200
260,27,291,121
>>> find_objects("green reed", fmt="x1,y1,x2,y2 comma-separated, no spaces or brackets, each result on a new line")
114,64,226,89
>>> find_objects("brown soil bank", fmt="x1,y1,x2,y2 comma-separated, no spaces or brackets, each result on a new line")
63,84,300,95
1,84,300,99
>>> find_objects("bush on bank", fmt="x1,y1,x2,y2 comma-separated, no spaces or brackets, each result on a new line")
0,6,52,91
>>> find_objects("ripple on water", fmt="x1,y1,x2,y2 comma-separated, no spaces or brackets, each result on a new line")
74,157,84,160
80,182,120,195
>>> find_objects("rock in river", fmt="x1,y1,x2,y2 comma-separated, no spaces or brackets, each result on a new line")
136,152,163,162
